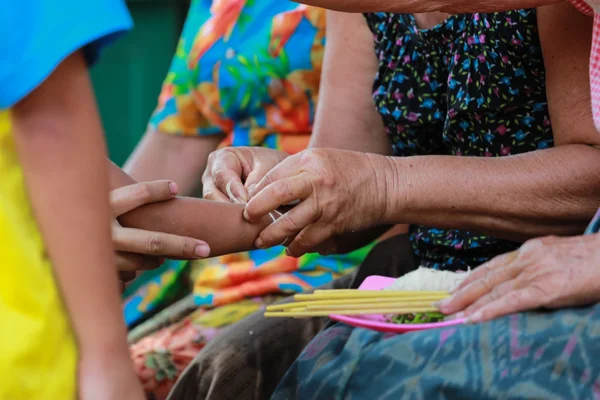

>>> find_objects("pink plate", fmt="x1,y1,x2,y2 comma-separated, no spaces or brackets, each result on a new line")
329,275,465,333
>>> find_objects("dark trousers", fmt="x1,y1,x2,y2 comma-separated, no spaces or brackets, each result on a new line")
168,234,417,400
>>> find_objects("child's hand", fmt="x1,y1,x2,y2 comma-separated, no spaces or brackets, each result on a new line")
79,350,144,400
110,180,210,271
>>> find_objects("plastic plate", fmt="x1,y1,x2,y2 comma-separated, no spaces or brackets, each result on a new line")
329,275,466,333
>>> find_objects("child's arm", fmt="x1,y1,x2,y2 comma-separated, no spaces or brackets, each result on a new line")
12,52,142,399
109,163,275,256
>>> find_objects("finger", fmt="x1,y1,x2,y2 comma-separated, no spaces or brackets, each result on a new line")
111,180,177,217
285,222,335,258
116,252,163,271
244,162,273,196
438,261,522,314
456,278,522,318
255,199,318,249
449,250,519,294
226,179,249,204
247,155,302,199
119,271,137,282
464,287,543,324
245,175,312,222
212,168,248,204
113,227,210,259
312,237,339,256
202,175,233,203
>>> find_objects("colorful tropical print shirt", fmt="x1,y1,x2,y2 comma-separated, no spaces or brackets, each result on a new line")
149,0,325,154
124,0,373,332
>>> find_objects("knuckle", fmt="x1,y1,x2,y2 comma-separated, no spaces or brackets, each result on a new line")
146,236,166,255
180,240,194,256
505,291,525,309
282,214,301,233
294,232,312,249
207,150,217,163
213,168,228,184
221,147,235,156
300,148,315,162
203,189,216,200
273,181,291,199
261,173,274,188
479,273,495,292
520,238,545,256
488,285,504,302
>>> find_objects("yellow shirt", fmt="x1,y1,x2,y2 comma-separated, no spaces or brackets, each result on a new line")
0,111,77,399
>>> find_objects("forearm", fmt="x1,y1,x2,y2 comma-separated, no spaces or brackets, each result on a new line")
13,52,128,355
382,145,600,241
309,11,399,252
110,162,271,256
293,0,560,13
124,129,223,197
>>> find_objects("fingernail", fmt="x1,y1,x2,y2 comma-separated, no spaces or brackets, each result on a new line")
248,184,257,196
195,243,210,258
255,238,264,249
169,182,179,195
449,282,463,294
445,311,464,321
433,298,451,311
465,311,481,325
243,208,251,221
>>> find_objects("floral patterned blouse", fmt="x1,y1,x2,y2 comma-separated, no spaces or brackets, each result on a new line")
365,10,554,270
149,0,324,154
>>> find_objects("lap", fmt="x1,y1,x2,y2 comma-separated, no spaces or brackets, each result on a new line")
274,303,600,400
167,273,355,400
169,233,418,400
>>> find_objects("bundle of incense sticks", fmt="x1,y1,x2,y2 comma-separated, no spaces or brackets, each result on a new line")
264,289,449,318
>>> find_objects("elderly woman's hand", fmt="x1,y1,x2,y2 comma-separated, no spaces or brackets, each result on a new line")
111,181,210,277
202,147,289,203
244,148,391,257
438,234,600,323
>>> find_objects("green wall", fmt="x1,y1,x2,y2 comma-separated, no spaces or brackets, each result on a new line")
91,0,189,166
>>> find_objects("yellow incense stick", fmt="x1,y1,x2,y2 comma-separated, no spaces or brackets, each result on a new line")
294,291,448,301
267,296,447,312
264,306,438,318
305,302,438,311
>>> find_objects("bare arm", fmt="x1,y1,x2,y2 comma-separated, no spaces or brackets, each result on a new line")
110,162,272,256
124,129,223,196
117,12,397,256
381,2,600,241
292,0,560,14
244,4,600,254
312,11,407,252
310,12,391,155
12,51,138,392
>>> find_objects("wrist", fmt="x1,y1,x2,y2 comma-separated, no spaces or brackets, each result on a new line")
375,155,411,225
79,331,130,364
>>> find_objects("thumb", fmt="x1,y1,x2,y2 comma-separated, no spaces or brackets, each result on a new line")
244,164,272,199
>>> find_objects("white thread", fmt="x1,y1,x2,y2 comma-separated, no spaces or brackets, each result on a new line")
226,181,288,245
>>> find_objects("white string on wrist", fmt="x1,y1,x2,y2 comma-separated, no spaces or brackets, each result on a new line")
226,181,288,246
